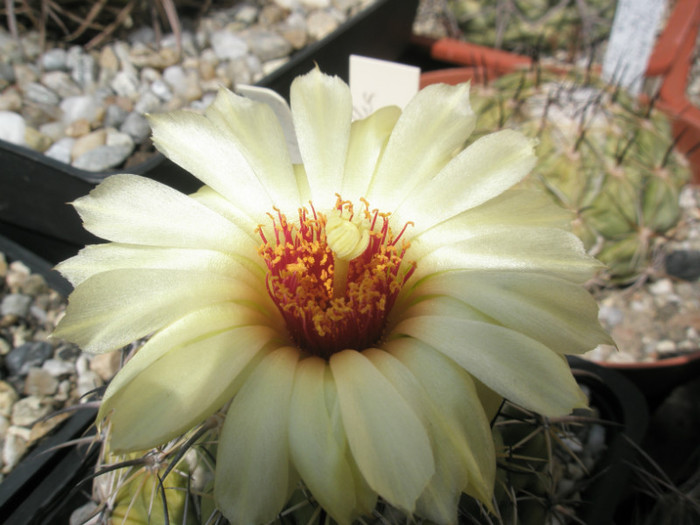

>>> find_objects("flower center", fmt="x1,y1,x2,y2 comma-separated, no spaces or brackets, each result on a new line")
258,197,415,359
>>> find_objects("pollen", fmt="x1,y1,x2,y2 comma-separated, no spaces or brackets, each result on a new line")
257,197,415,359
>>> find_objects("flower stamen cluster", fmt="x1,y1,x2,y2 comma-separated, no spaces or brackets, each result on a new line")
258,198,415,359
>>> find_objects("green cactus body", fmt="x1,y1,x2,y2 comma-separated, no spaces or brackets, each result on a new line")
468,68,690,282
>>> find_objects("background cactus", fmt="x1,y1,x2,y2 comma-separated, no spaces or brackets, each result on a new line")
466,67,691,283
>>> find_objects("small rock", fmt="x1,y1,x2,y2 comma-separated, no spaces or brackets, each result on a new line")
60,95,101,125
70,501,100,525
103,103,130,128
43,359,76,378
69,52,97,90
665,250,700,281
6,261,29,291
133,90,162,114
0,381,18,418
71,128,107,160
11,395,53,426
307,10,340,40
40,48,68,71
649,278,674,296
44,137,76,164
244,29,293,62
64,118,91,138
23,82,60,106
40,70,83,98
2,428,28,473
76,370,103,398
90,350,122,381
120,112,151,143
110,70,141,99
24,367,59,396
73,144,132,171
210,31,249,61
6,341,54,376
0,111,26,146
0,87,22,111
24,126,53,152
1,294,32,318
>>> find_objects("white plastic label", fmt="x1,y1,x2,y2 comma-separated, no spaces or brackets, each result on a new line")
349,55,420,120
602,0,666,96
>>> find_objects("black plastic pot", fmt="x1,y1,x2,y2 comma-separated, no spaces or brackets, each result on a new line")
567,356,650,525
0,0,419,265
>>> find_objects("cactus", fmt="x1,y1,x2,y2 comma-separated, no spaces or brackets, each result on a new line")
449,0,615,56
466,67,690,282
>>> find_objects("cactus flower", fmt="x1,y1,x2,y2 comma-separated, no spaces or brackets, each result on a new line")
54,68,610,525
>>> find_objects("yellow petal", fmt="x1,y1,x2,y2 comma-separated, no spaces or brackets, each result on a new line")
394,130,537,235
288,357,357,525
367,82,475,210
413,226,599,284
149,110,275,218
414,271,612,354
386,340,496,509
73,174,257,252
54,268,268,353
104,323,274,451
393,316,587,416
341,106,401,202
215,347,300,525
291,68,352,208
56,243,263,288
329,349,434,512
205,89,301,211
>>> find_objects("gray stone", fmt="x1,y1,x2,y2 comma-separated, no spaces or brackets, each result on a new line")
120,112,151,143
103,104,129,128
23,82,60,106
0,62,15,83
72,144,132,171
133,90,162,114
0,381,18,418
42,359,76,378
210,31,249,61
2,428,28,473
10,396,52,426
60,95,101,125
244,29,293,62
307,10,340,40
5,341,54,376
110,70,141,98
40,48,68,71
44,137,76,164
1,293,32,317
69,52,97,90
150,78,173,101
24,367,59,396
0,111,26,146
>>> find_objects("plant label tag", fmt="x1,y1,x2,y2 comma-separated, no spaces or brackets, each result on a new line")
349,55,420,120
602,0,666,96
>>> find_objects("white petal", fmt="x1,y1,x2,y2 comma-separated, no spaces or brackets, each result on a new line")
341,106,401,202
205,89,301,211
288,357,357,525
393,316,587,416
215,347,300,525
103,322,274,451
56,243,264,288
382,341,496,521
413,226,599,284
330,349,434,512
291,68,352,208
54,268,270,353
413,271,611,354
73,174,257,252
366,82,475,209
149,110,273,218
394,130,537,234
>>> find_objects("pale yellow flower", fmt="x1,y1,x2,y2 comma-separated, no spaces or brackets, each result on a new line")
54,69,610,525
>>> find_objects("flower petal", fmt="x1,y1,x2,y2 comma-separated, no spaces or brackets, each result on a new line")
394,130,537,234
288,357,357,525
73,174,257,252
413,271,612,354
54,268,271,353
393,316,587,416
330,349,434,512
149,110,274,218
104,322,274,451
57,243,263,288
366,82,475,209
413,226,599,283
291,68,352,208
215,347,300,525
341,105,401,202
205,89,301,211
382,341,496,521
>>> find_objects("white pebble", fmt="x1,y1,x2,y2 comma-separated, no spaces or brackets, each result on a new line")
0,111,26,146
